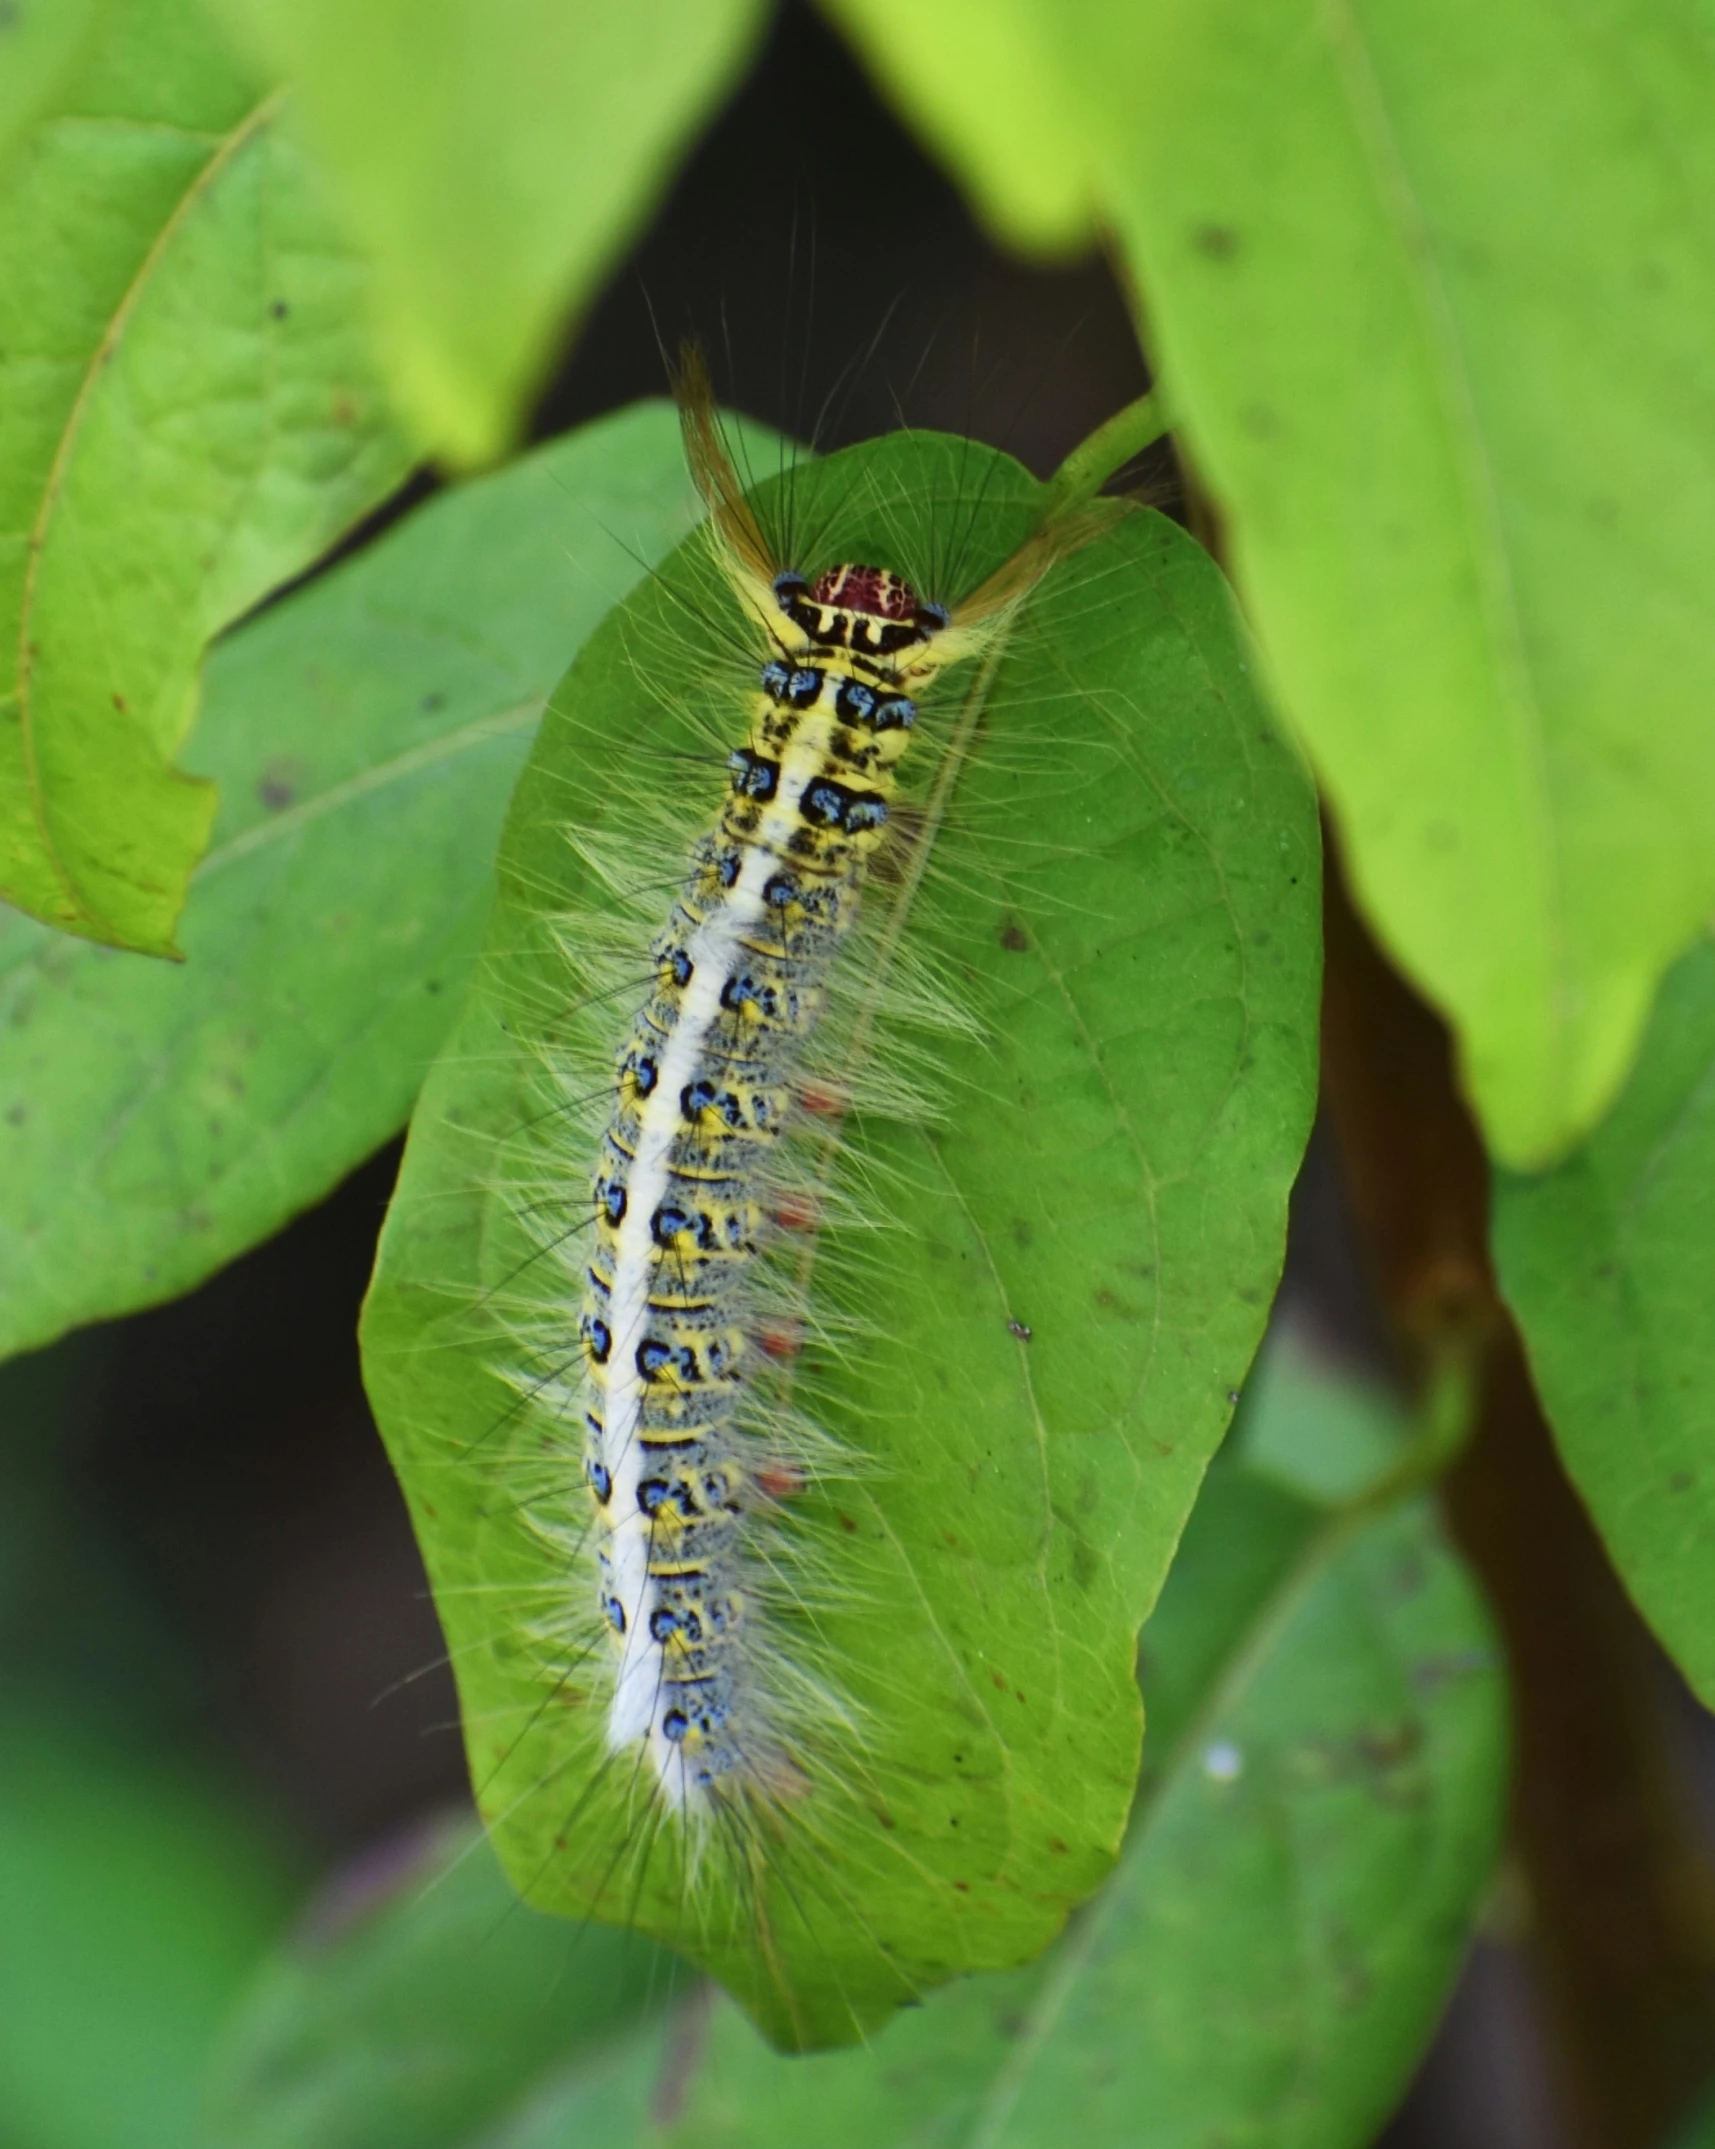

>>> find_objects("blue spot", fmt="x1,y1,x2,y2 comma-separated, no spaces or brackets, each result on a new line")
587,1458,612,1504
662,1707,689,1742
653,1200,693,1245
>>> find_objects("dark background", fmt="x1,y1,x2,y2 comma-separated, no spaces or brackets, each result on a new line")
6,8,1711,2143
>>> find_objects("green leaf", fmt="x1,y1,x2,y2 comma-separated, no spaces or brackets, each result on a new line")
0,1710,294,2149
824,0,1715,1168
361,431,1321,2047
202,1816,677,2149
0,0,108,177
0,401,702,1365
213,0,768,466
1494,935,1715,1705
0,0,414,954
489,1365,1508,2149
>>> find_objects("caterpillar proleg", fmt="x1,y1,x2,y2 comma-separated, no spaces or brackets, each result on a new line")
362,366,1320,2049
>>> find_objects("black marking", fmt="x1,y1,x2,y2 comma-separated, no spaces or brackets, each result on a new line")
584,1315,611,1364
835,677,914,731
802,777,888,835
728,748,780,802
598,1179,627,1226
587,1457,613,1504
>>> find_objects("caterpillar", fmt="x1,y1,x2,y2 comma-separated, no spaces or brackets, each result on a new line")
585,355,1103,1822
362,364,1318,2051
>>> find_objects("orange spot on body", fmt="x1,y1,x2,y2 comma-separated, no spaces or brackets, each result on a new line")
757,1318,803,1360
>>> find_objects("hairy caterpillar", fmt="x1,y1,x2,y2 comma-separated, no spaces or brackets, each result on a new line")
362,367,1319,2050
585,355,1109,1822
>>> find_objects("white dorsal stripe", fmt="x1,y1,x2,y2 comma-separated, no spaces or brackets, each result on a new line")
602,715,834,1799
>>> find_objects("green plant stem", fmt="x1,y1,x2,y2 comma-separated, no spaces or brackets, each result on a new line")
1043,386,1170,516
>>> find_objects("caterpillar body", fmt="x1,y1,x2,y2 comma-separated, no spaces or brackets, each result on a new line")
362,371,1320,2050
588,567,949,1811
583,364,1102,1829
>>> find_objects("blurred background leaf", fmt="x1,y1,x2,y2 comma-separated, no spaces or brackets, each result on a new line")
1495,936,1715,1707
0,0,413,953
0,1712,296,2149
202,1817,678,2149
823,0,1715,1173
212,0,768,466
0,401,702,1364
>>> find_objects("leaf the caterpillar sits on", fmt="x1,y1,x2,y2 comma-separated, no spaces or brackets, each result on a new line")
360,361,1322,2051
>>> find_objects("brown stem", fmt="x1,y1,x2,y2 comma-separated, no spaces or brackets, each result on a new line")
1319,840,1715,2149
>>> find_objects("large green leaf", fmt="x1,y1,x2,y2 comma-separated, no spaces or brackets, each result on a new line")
0,0,413,954
362,431,1320,2047
202,1817,676,2149
213,0,767,465
1494,935,1715,1705
824,0,1715,1169
0,402,701,1365
478,1348,1508,2149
